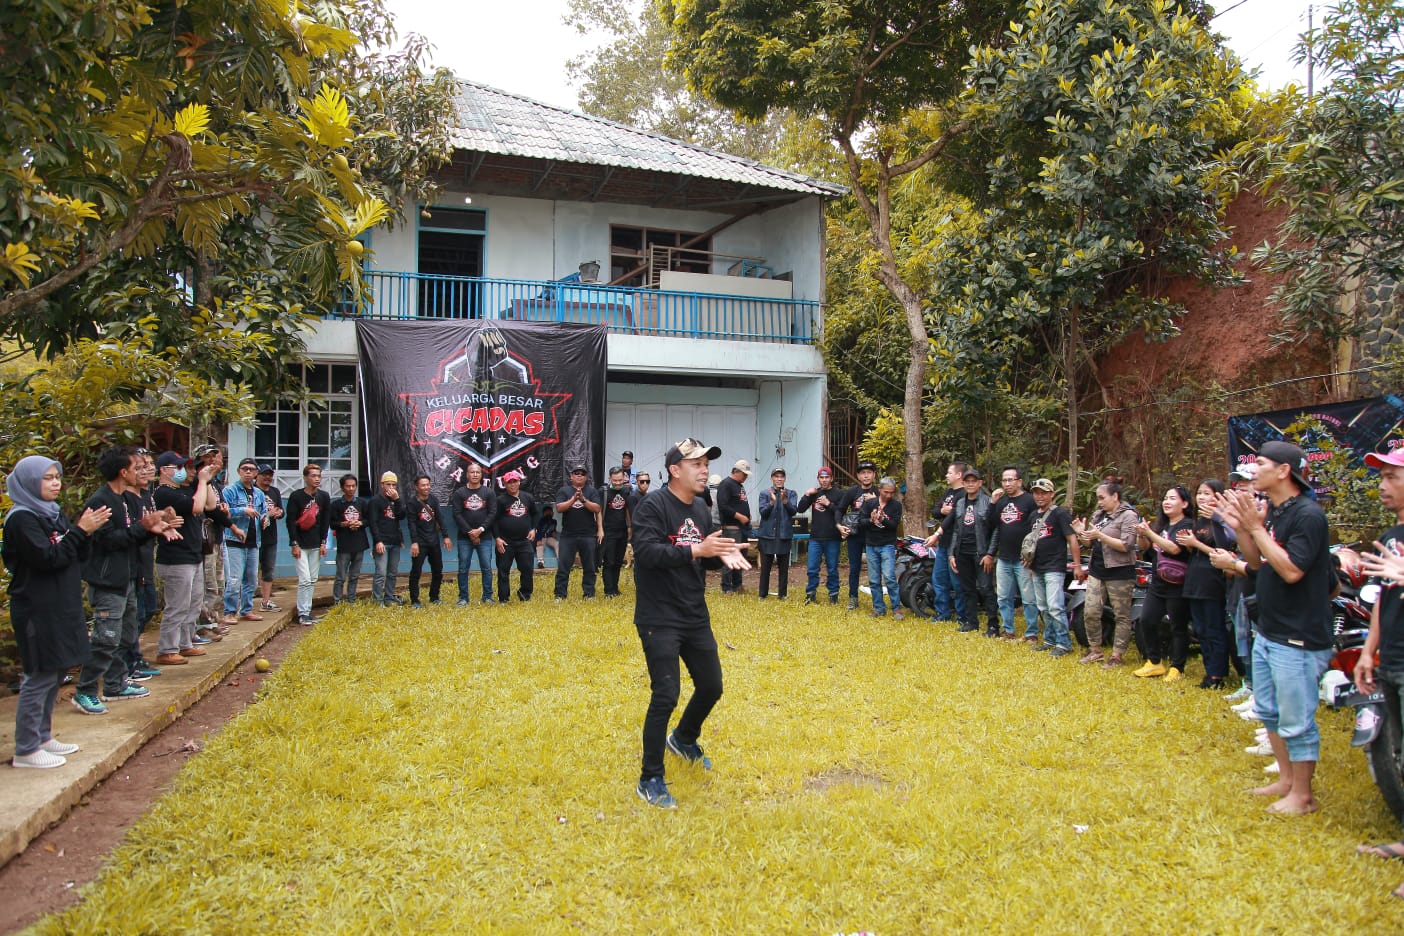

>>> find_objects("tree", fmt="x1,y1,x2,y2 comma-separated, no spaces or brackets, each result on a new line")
660,0,1022,530
1240,0,1404,344
928,0,1246,503
0,0,457,353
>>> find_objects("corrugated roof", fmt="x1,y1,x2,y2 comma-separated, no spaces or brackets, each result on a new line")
451,81,846,199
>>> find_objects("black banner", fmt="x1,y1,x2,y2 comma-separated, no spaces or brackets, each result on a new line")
356,320,607,504
1227,394,1404,488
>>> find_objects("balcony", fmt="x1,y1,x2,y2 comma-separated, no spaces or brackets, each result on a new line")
334,271,821,345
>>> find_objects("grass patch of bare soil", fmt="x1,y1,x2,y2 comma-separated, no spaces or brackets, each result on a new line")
23,580,1404,933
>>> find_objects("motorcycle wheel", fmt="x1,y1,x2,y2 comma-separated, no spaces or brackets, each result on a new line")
1368,696,1404,825
1070,606,1116,649
1071,606,1089,648
910,581,936,618
898,570,921,610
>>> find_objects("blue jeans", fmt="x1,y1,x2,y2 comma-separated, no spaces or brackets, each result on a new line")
865,544,898,614
457,537,495,601
222,546,258,616
1251,635,1332,762
806,538,841,598
996,558,1038,637
373,544,401,601
930,544,965,621
1030,569,1071,649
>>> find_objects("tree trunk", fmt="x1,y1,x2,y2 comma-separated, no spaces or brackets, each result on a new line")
1065,301,1080,508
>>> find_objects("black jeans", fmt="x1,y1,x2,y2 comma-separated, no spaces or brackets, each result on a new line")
555,533,598,598
602,532,628,596
638,623,723,781
954,552,998,630
1137,589,1190,667
1191,597,1230,679
847,534,867,598
79,582,138,697
497,539,535,601
409,541,443,603
721,528,747,592
759,551,789,598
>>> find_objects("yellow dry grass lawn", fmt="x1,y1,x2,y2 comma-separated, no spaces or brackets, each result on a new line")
30,579,1404,934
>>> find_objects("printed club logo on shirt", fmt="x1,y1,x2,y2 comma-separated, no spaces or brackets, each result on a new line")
610,493,627,510
344,504,361,524
671,518,704,546
464,493,485,511
419,505,433,522
1000,502,1025,525
963,504,976,526
382,504,397,520
507,499,527,518
813,494,830,513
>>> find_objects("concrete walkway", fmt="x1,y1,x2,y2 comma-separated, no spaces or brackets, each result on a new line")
0,579,341,868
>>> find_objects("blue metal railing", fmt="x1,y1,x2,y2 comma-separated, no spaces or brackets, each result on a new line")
333,272,821,344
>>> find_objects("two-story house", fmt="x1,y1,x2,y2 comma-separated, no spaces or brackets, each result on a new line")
227,81,843,522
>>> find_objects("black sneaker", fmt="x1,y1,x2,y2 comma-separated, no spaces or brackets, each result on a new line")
666,732,713,770
1050,646,1072,658
411,601,424,609
456,598,469,606
847,596,858,610
803,594,815,606
829,594,839,605
297,615,314,626
958,623,979,632
1033,643,1053,652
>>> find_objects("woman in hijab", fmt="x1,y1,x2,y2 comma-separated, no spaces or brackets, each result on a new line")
5,456,111,768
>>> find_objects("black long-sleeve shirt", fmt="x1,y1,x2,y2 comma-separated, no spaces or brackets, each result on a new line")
858,497,903,547
796,486,843,541
406,494,449,546
716,476,750,527
285,488,332,550
632,486,721,631
82,486,153,589
368,494,406,547
330,495,370,553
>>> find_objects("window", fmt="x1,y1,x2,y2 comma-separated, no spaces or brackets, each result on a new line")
253,364,359,483
419,207,487,317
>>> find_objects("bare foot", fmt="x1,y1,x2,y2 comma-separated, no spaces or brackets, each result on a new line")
1394,882,1404,900
1356,843,1404,860
1266,797,1318,816
1250,780,1292,797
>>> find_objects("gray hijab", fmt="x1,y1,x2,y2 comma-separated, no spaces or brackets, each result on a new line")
6,455,62,521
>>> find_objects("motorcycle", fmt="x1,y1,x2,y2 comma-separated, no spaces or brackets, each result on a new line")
1322,556,1404,823
895,536,936,617
1066,558,1151,649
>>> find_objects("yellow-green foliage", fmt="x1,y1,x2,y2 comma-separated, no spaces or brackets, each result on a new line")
32,580,1404,933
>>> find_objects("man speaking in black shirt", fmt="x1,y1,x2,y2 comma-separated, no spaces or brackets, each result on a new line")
631,438,750,809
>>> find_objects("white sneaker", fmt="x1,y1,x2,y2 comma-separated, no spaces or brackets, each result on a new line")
1224,685,1252,702
1231,696,1255,713
40,738,79,756
1245,741,1274,756
1238,708,1261,722
1264,761,1280,774
13,749,66,769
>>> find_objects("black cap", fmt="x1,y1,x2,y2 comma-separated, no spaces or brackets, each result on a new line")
257,464,274,475
963,468,982,480
1258,441,1312,492
570,464,588,475
622,450,633,458
857,460,877,472
237,457,259,470
155,451,187,469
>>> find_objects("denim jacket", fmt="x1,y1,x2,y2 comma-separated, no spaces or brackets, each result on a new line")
221,482,267,548
756,486,798,548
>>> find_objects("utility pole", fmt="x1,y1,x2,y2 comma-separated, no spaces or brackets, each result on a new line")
1307,4,1314,98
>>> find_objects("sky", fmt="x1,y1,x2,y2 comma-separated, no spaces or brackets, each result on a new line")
386,0,1322,113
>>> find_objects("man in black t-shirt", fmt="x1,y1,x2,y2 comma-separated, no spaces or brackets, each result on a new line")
254,466,284,612
1027,478,1082,656
715,460,753,594
406,474,452,607
797,467,842,604
837,461,878,609
601,467,633,597
329,474,369,604
923,462,969,623
554,465,603,599
631,438,749,809
493,470,539,602
1218,440,1333,817
153,452,218,665
992,465,1039,640
1353,450,1404,879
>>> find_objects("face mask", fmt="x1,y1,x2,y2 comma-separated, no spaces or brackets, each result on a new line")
172,468,188,484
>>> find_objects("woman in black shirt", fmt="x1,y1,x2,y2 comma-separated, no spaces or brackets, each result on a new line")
1177,480,1232,688
1134,485,1196,681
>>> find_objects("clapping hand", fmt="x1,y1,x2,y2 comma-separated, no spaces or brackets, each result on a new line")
1215,489,1266,534
1360,543,1404,586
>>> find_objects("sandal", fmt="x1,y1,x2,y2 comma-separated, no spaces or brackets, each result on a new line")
1357,843,1404,862
1077,650,1104,664
1101,654,1124,669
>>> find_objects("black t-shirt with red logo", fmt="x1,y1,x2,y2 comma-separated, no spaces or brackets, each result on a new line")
1030,505,1076,573
632,486,720,631
555,484,601,536
330,495,370,553
989,492,1037,562
493,491,539,542
603,486,632,534
368,494,405,546
451,484,497,536
797,485,842,541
